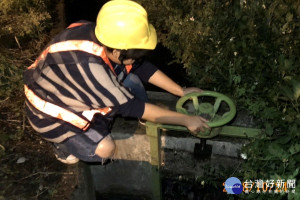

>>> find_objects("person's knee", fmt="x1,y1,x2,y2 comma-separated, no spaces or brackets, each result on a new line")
95,135,116,158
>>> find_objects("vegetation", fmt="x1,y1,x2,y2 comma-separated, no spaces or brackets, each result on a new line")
139,0,300,199
0,0,54,150
0,1,79,199
1,0,299,199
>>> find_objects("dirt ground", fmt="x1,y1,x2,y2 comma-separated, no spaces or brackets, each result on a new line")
0,2,80,198
0,132,79,200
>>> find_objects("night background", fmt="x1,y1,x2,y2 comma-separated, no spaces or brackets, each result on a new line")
0,0,299,199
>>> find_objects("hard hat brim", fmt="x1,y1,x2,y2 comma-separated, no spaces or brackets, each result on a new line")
144,24,157,50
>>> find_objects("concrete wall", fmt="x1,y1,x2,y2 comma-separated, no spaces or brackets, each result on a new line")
74,92,251,199
89,118,244,199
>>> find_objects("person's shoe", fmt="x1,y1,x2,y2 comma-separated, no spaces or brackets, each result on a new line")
55,154,79,164
52,144,79,164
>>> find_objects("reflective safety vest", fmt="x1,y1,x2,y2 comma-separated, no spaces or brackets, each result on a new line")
25,22,133,130
24,85,112,131
27,40,133,75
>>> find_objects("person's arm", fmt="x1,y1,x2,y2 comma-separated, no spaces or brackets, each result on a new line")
142,103,210,133
148,70,184,96
148,70,203,97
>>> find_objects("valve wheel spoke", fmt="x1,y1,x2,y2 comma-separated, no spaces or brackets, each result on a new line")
192,96,200,114
212,97,223,118
176,91,236,128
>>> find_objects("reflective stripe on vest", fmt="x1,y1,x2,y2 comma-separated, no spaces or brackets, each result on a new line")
24,85,112,130
27,40,133,76
25,85,89,130
25,23,132,130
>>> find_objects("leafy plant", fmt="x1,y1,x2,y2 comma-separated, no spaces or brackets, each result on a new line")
139,0,300,199
0,0,67,198
0,0,53,47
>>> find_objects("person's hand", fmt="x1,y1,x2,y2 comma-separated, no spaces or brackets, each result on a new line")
182,87,203,96
185,115,210,134
142,103,210,134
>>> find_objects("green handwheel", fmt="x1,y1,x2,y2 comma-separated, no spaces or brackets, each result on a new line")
176,91,236,128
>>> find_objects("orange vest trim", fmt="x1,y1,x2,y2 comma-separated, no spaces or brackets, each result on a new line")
24,85,90,131
27,46,50,70
125,65,133,74
27,40,133,75
24,85,113,130
25,23,133,129
67,23,87,29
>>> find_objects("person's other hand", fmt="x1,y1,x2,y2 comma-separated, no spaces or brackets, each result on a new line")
185,115,210,134
182,87,203,96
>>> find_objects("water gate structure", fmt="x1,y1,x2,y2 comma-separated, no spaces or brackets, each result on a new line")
73,91,262,200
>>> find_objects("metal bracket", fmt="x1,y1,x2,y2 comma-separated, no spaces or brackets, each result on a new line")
146,121,262,200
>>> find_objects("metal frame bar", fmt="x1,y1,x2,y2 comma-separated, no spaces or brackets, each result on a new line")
146,123,162,200
145,122,262,200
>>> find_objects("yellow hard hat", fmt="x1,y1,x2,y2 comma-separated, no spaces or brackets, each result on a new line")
95,0,157,50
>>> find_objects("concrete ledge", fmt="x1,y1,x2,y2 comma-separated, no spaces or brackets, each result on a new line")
86,91,252,199
147,91,178,102
90,161,153,200
161,135,243,157
90,117,244,199
72,162,96,200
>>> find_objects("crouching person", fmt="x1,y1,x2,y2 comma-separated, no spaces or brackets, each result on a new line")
24,0,209,164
